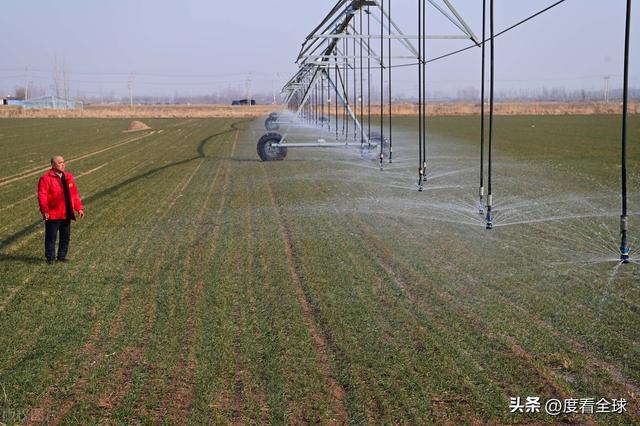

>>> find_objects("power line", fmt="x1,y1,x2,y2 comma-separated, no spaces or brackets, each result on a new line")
0,2,569,84
430,0,568,65
0,68,279,78
384,0,570,70
0,74,255,86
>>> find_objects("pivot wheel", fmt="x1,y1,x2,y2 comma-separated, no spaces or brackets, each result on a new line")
257,132,288,161
265,118,279,131
265,112,280,130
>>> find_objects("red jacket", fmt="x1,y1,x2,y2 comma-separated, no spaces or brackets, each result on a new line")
37,169,84,220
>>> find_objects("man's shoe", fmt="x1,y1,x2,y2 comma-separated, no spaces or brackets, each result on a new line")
57,258,69,263
46,259,55,265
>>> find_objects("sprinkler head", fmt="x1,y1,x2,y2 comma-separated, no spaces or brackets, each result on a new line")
620,246,630,264
485,213,493,230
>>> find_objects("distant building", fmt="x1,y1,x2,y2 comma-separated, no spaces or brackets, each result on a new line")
2,96,83,109
1,97,24,106
232,99,256,106
23,96,83,110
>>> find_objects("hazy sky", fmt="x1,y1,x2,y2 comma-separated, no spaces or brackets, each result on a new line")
0,0,638,99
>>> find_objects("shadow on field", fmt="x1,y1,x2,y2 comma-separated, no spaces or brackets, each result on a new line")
1,121,248,252
196,120,248,158
0,222,42,252
197,129,234,158
0,253,42,264
0,156,200,251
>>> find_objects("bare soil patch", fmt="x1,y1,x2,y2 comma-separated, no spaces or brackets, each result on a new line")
1,102,637,119
0,104,278,119
126,120,151,132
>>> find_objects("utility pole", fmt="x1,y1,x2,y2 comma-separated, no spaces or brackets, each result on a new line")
603,75,610,103
24,67,29,100
245,73,253,106
52,57,61,98
128,73,135,107
272,79,276,104
62,60,70,107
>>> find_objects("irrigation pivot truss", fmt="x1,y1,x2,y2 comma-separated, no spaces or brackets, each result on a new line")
258,0,478,171
257,0,635,265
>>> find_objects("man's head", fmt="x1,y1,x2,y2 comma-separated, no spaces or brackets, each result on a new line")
51,156,65,173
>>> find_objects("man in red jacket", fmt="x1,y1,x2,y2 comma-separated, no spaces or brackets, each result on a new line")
37,156,85,264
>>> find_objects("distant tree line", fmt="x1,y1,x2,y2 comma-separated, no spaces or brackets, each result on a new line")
395,86,640,103
6,84,639,104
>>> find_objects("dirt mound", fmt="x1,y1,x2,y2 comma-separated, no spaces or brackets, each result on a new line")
126,120,151,132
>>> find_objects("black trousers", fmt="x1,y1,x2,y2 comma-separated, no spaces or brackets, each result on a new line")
44,220,71,261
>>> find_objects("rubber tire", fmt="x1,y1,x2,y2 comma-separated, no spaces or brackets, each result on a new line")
265,117,279,131
257,133,287,161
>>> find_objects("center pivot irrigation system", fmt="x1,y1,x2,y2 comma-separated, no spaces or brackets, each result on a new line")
257,0,479,170
257,0,635,264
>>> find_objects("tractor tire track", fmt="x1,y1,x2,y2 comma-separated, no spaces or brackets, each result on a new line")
73,122,230,420
53,159,206,423
154,128,239,423
108,159,204,339
391,215,640,405
23,156,206,425
234,175,270,423
205,128,268,423
300,177,568,422
7,160,180,423
308,184,488,422
352,218,572,398
0,150,160,317
265,149,633,423
0,131,155,188
350,212,634,423
262,170,349,424
6,164,178,422
0,139,194,253
92,158,210,417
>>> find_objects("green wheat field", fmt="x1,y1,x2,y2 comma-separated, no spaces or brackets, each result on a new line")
0,115,638,424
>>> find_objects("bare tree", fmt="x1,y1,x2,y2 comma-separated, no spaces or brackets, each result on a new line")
62,59,70,102
14,86,26,100
52,56,61,98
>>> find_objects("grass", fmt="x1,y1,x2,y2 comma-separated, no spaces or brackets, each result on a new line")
0,114,638,424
